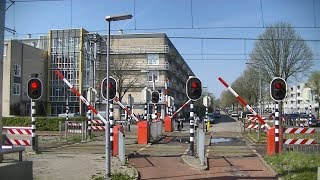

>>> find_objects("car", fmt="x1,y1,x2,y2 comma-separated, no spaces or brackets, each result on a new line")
308,115,319,127
213,110,221,118
58,113,80,118
207,113,215,123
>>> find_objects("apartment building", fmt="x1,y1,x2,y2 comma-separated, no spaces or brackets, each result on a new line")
283,83,318,114
2,40,47,116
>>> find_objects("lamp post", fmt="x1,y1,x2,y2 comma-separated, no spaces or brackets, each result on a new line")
105,14,132,178
246,62,262,142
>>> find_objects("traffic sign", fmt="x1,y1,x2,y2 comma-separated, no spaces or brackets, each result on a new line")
141,87,151,103
203,96,211,107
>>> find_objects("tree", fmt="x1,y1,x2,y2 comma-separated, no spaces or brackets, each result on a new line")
249,22,313,82
306,71,320,118
110,54,143,102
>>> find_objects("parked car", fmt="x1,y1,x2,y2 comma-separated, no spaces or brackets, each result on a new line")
213,110,221,118
58,113,80,118
308,115,320,127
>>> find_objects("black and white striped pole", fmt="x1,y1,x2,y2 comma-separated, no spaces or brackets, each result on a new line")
203,96,211,132
309,104,312,127
144,102,148,121
274,102,280,154
87,109,92,140
66,93,69,122
110,100,114,155
154,104,157,121
189,102,195,156
31,100,36,151
205,107,208,132
270,77,287,154
127,106,131,131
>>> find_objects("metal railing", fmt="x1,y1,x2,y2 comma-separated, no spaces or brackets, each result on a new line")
59,121,86,142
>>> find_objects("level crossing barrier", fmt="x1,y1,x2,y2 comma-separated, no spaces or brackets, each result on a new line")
2,127,38,150
282,127,319,153
59,121,86,142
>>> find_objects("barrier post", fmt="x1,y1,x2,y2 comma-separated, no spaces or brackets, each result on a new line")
189,102,195,156
31,100,37,151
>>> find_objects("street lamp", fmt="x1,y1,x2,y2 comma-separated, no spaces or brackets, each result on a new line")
105,14,132,178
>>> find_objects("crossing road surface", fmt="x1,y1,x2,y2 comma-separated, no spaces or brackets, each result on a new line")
25,114,276,179
128,114,276,179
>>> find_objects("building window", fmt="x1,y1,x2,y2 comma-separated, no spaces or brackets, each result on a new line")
297,93,300,97
147,54,159,65
13,83,20,95
148,71,159,82
297,85,300,89
3,44,7,56
13,64,21,77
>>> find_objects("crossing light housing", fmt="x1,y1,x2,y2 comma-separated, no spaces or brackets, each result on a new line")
270,77,287,101
186,77,202,101
151,91,160,103
101,77,117,100
27,78,42,100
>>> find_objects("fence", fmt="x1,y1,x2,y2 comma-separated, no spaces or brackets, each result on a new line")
282,127,319,153
2,126,38,150
59,121,86,142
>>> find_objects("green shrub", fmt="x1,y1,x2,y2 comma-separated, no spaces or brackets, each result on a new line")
2,116,87,131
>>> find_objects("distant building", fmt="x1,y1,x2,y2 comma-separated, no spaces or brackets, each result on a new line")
262,83,319,115
3,28,194,118
283,83,318,114
2,40,47,116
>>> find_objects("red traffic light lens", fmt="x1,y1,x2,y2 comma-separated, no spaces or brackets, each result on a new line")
31,81,39,89
191,82,198,89
108,82,112,89
275,83,282,89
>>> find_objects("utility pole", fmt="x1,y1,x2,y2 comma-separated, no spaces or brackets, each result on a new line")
0,0,6,162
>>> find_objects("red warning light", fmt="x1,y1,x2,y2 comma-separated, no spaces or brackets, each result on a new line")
191,81,198,89
108,82,112,89
275,83,282,89
31,81,39,89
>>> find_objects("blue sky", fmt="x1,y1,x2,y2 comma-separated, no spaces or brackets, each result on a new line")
5,0,320,98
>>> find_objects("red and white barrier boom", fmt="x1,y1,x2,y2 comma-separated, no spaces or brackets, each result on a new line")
170,99,192,119
54,69,108,125
114,97,139,122
218,77,271,130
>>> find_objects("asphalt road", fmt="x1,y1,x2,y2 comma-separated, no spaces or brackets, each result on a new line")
10,113,276,179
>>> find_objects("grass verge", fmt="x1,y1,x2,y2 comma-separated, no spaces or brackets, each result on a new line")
264,151,320,180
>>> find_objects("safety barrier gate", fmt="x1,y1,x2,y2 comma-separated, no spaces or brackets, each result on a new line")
282,127,319,153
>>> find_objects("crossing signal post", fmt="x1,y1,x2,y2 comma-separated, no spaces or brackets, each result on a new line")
101,77,117,100
151,91,160,103
270,77,287,154
186,76,202,101
27,78,42,100
27,78,42,151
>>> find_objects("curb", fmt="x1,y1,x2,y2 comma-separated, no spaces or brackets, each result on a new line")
181,154,208,171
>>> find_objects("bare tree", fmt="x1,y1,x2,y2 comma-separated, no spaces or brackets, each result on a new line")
249,22,313,82
110,54,143,102
306,71,320,118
